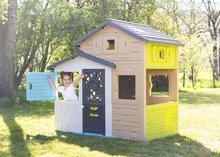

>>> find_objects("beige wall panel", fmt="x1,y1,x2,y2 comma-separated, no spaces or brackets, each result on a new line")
97,53,140,60
112,120,139,128
112,108,140,116
97,57,140,62
112,100,139,105
112,104,139,109
93,37,102,54
80,25,142,59
112,70,139,103
112,130,140,140
111,64,144,140
112,115,140,123
138,44,146,140
119,35,129,53
113,125,139,132
115,64,140,71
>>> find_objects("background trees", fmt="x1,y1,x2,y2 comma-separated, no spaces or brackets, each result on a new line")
0,0,220,98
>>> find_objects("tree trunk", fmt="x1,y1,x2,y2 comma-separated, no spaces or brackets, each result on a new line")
209,57,216,88
182,70,186,87
191,66,195,88
213,45,218,80
219,46,220,77
203,0,220,83
40,41,50,72
0,0,17,97
212,70,216,88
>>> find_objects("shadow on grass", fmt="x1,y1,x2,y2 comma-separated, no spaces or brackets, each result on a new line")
0,99,53,157
179,90,220,105
1,110,31,157
26,132,220,157
0,100,54,117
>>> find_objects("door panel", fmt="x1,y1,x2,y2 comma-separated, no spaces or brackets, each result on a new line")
82,69,105,135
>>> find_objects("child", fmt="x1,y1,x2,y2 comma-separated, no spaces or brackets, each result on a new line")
48,72,85,101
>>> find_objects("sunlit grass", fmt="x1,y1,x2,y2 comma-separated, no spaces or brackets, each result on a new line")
179,71,220,88
179,88,220,153
0,89,220,156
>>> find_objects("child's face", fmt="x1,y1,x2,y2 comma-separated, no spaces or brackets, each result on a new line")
62,75,72,87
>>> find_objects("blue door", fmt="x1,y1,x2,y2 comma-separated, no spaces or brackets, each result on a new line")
26,72,57,101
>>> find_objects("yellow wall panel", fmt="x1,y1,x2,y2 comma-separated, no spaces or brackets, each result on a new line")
146,102,178,141
146,43,177,69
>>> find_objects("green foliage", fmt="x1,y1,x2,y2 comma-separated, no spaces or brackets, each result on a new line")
15,0,157,88
177,34,211,87
0,0,7,22
6,0,218,89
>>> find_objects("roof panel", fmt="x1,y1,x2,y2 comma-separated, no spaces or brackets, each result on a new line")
47,50,116,70
75,18,184,46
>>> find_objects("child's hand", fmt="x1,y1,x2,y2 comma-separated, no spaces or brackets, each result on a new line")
47,75,52,80
80,73,86,79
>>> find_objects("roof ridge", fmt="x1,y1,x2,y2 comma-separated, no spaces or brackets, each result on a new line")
107,18,150,27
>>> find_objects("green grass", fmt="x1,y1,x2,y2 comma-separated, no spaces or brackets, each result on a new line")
0,89,220,157
179,88,220,154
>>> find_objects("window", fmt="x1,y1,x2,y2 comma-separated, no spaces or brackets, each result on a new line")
107,40,115,50
57,72,79,100
151,75,169,96
159,49,165,59
118,75,135,99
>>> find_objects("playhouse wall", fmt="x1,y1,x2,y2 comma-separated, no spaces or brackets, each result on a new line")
145,43,177,69
54,57,113,136
145,42,179,141
80,25,146,140
55,100,82,132
145,101,178,141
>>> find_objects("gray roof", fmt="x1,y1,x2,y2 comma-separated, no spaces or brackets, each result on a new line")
47,50,116,70
75,18,184,46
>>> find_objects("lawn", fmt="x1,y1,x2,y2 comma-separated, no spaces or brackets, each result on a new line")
0,88,220,157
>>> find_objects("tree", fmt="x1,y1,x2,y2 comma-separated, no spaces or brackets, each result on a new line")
202,0,220,87
13,0,157,88
0,0,17,97
14,0,97,88
179,35,209,88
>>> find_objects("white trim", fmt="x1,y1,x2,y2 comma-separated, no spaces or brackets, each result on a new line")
105,68,112,136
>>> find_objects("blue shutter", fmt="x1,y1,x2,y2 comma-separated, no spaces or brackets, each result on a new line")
26,72,57,101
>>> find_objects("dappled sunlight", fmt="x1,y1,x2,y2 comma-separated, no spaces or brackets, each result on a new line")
0,88,220,156
22,132,219,157
1,110,31,157
146,135,217,156
179,88,220,153
0,116,10,156
179,88,220,105
16,116,55,135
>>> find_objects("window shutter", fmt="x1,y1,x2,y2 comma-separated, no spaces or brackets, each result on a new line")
26,72,57,101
